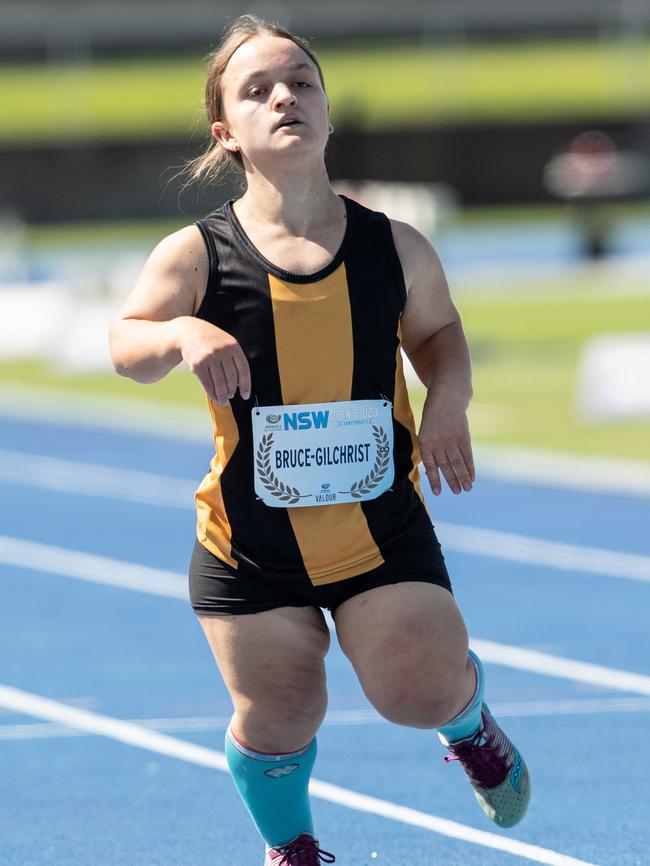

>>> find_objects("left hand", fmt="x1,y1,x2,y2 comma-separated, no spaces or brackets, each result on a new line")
418,389,475,496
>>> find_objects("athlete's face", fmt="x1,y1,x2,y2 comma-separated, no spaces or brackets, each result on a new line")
213,35,330,167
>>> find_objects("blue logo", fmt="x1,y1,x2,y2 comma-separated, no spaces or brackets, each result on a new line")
509,751,524,793
321,483,331,490
283,410,329,430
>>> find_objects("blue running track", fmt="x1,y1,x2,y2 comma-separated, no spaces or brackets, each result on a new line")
1,412,648,866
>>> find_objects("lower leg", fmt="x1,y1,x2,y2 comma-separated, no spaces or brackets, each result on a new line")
225,724,319,847
437,649,484,742
436,650,531,828
195,607,330,848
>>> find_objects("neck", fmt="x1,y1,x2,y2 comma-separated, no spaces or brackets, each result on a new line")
234,156,343,237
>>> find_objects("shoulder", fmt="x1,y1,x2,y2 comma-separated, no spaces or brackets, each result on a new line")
117,224,209,321
387,218,446,296
147,224,207,275
148,225,209,312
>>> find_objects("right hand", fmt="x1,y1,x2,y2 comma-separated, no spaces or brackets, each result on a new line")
177,317,251,405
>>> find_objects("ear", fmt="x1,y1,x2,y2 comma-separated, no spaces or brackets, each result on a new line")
326,103,333,134
212,120,238,153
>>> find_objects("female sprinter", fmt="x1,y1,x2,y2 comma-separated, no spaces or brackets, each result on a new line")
109,14,530,865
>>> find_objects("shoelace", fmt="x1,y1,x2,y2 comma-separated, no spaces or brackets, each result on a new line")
275,836,336,865
443,725,509,789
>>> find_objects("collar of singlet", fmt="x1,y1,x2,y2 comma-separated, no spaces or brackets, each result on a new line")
224,194,356,284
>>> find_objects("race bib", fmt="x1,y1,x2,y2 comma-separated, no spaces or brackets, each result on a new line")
252,399,394,508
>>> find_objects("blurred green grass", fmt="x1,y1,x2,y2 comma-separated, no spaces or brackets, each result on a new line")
2,38,649,142
451,290,650,460
2,280,648,460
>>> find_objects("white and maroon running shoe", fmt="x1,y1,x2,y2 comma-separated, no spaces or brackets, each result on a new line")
439,703,531,827
265,834,335,865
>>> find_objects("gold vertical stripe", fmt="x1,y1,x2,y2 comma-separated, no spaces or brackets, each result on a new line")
195,398,239,568
393,325,428,510
268,266,384,585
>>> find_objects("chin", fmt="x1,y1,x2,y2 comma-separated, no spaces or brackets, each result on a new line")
259,140,326,161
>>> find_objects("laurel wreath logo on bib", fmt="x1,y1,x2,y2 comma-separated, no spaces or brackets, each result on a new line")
252,399,394,508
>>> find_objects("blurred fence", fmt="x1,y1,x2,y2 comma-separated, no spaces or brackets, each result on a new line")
2,119,648,222
1,0,649,58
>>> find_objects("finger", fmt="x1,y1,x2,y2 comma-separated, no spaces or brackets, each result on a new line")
460,440,476,483
446,445,473,492
421,456,442,496
220,357,239,398
193,366,218,403
208,362,230,405
232,347,251,400
434,450,462,495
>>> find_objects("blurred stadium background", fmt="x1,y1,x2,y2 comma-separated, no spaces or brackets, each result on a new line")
1,0,649,461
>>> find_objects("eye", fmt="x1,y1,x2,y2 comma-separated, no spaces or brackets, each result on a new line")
247,86,266,97
294,80,310,88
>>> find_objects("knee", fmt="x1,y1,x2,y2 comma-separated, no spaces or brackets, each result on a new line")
234,672,328,751
262,678,328,727
362,654,473,729
369,681,463,729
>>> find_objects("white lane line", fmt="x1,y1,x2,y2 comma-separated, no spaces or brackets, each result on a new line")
309,779,596,866
1,383,648,498
0,683,598,866
435,521,650,584
0,385,211,442
4,697,650,741
478,696,650,718
476,444,650,499
1,447,648,584
0,535,187,599
2,537,650,697
472,640,650,697
0,448,194,509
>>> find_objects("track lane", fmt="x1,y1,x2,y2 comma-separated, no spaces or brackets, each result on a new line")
1,415,648,864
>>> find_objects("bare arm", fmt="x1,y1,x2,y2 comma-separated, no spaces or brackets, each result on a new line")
391,219,474,496
108,225,251,404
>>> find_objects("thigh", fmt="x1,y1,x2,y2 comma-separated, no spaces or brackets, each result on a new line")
199,605,330,697
198,605,330,750
334,581,469,708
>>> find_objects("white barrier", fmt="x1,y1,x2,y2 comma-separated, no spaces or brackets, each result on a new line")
577,333,650,421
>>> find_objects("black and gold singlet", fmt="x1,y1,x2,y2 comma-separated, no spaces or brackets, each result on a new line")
193,194,430,587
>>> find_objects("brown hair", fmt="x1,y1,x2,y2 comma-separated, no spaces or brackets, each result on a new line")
186,14,327,186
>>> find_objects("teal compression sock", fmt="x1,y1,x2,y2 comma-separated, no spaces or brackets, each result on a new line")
437,649,485,743
225,726,316,848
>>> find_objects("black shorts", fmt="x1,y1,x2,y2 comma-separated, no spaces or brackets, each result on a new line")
188,532,452,618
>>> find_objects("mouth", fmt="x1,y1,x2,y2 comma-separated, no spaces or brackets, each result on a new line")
275,118,303,131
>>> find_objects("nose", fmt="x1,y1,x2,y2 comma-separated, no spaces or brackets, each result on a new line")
272,83,297,109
